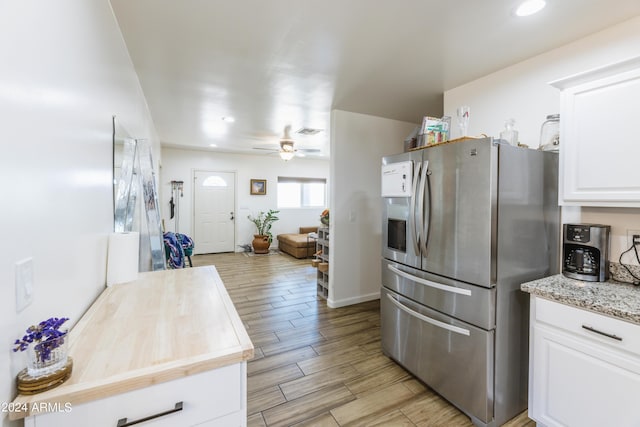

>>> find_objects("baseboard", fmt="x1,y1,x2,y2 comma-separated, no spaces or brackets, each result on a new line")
327,291,380,308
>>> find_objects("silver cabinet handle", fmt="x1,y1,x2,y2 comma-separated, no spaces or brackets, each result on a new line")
582,324,623,341
117,402,183,427
388,264,472,296
386,294,470,336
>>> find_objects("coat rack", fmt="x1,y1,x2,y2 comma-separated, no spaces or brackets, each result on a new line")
170,180,184,233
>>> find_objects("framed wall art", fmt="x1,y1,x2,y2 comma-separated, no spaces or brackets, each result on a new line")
250,179,267,195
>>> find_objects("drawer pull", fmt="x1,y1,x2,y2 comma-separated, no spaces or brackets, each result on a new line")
581,324,623,341
386,294,470,336
117,401,183,426
388,264,472,296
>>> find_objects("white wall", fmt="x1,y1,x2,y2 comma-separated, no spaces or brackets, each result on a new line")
329,110,417,308
0,2,159,425
445,16,640,147
444,16,640,264
160,148,329,251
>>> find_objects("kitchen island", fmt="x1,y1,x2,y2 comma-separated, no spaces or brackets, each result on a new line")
522,274,640,427
9,265,253,426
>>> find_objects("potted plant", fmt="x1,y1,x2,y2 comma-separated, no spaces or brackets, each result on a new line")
247,209,280,254
320,209,330,226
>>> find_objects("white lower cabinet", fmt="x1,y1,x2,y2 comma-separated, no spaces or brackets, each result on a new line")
529,297,640,427
25,362,247,427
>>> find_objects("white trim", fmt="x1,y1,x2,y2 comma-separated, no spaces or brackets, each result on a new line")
327,291,380,308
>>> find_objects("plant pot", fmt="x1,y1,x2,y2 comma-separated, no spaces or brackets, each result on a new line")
252,234,271,254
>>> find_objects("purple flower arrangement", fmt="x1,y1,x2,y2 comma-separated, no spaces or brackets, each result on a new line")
13,317,69,363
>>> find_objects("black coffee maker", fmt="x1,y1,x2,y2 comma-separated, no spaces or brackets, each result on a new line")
563,224,610,282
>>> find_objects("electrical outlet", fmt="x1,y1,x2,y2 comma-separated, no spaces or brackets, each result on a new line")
627,230,640,248
15,258,34,312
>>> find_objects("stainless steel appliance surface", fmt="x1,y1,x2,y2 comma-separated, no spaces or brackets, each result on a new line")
381,137,560,427
562,223,610,282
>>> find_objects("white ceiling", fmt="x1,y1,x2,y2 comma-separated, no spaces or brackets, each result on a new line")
110,0,640,158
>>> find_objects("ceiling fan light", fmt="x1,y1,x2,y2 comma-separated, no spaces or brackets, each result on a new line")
280,141,295,152
279,151,295,161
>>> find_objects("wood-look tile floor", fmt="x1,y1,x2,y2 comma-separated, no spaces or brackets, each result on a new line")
192,252,534,427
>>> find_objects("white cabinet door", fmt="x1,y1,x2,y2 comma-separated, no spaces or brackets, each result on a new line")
530,324,640,427
529,297,640,427
551,56,640,207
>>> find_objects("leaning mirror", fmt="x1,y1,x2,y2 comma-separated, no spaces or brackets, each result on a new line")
112,116,165,271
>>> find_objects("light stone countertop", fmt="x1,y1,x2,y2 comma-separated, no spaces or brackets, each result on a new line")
521,274,640,325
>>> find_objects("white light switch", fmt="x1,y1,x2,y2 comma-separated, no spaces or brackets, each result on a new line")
15,258,34,312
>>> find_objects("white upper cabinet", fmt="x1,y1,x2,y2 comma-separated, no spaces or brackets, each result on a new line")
551,56,640,207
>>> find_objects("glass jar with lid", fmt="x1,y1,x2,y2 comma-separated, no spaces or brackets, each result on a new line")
539,114,560,151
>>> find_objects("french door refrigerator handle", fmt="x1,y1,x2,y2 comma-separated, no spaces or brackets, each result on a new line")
409,161,422,255
388,264,472,296
386,294,470,336
421,161,430,255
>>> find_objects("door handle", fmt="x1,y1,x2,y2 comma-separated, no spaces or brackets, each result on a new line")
420,161,429,255
388,264,472,296
230,212,235,221
410,161,421,255
386,294,470,336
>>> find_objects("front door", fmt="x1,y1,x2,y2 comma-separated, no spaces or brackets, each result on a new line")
193,170,235,254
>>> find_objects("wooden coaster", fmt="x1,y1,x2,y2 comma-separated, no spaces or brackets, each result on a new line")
17,357,73,395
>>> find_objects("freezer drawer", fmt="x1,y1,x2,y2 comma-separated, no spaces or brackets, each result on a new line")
381,287,494,424
382,259,495,330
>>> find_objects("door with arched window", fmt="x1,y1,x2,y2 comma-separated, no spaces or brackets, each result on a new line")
193,170,236,253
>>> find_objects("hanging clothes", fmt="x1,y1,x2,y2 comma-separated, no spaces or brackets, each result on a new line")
163,231,185,268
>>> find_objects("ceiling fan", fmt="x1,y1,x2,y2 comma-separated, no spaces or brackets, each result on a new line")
252,125,321,160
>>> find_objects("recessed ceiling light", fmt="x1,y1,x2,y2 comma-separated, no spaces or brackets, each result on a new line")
515,0,546,16
221,116,235,123
209,144,217,147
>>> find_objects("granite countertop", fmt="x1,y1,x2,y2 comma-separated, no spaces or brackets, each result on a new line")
521,274,640,324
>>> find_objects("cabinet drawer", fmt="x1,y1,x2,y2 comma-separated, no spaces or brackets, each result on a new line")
28,363,245,427
535,297,640,356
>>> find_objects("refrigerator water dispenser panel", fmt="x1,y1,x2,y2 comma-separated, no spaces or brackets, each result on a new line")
382,161,412,197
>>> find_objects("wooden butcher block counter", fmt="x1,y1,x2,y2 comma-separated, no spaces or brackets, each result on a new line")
10,266,254,426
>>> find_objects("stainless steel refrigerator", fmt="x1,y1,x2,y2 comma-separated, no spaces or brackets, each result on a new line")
380,137,559,427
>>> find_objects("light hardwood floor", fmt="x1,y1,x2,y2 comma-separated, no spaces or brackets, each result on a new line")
192,252,534,427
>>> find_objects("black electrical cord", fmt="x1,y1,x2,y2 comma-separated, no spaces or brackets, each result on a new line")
618,240,640,285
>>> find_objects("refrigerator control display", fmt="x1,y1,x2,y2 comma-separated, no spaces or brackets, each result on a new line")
381,161,412,197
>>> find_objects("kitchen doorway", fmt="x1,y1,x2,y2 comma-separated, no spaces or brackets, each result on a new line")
193,170,236,254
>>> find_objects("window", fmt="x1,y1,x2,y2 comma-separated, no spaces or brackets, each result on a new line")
277,177,327,208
